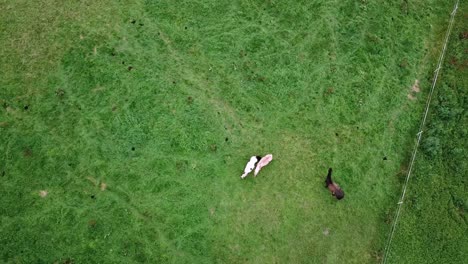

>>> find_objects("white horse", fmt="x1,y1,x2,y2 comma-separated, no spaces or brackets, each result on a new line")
241,156,261,179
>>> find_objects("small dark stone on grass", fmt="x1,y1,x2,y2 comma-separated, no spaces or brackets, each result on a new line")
131,19,136,24
225,137,229,142
111,52,116,56
449,57,458,66
400,58,408,68
88,219,97,227
91,195,95,199
210,144,217,152
335,133,339,136
383,156,388,160
172,81,176,84
63,258,74,264
459,31,468,40
128,66,133,71
176,160,188,171
55,89,65,98
184,26,188,30
131,147,135,151
24,105,29,110
139,23,144,26
122,61,125,65
68,163,72,167
23,148,32,157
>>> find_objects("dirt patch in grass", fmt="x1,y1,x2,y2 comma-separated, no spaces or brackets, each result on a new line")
23,148,33,157
411,79,421,93
88,219,97,228
459,31,468,40
407,94,416,100
55,89,65,98
407,79,421,100
86,176,98,185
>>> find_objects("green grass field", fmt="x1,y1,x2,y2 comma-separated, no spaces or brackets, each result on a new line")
387,3,468,263
0,1,464,263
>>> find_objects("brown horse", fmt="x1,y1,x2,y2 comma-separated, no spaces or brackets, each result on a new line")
325,168,344,200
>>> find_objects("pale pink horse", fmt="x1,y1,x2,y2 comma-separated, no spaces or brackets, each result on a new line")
254,154,273,176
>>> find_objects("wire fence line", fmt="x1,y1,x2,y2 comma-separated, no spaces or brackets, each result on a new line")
381,1,460,263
